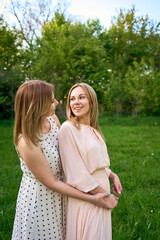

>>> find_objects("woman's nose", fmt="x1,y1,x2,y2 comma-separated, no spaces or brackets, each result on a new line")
54,99,59,106
75,98,80,104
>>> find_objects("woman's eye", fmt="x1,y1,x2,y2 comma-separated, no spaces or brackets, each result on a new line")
80,96,85,99
52,99,54,103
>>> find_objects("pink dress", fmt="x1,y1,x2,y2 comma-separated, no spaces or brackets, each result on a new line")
58,121,112,240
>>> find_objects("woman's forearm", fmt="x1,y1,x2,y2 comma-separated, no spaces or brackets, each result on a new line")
52,180,113,209
109,171,116,180
88,185,118,210
108,171,123,195
89,185,108,195
52,179,95,203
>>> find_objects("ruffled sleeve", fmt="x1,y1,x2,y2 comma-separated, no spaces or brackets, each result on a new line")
58,122,99,193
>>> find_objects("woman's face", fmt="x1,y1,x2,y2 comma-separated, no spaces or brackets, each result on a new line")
70,86,90,123
48,93,58,116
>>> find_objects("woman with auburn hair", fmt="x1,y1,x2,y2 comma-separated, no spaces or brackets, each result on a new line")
12,80,114,240
58,83,122,240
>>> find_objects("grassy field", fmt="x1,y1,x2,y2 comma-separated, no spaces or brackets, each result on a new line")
0,116,160,239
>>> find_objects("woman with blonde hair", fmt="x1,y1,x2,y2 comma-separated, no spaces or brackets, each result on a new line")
12,80,115,240
58,83,122,240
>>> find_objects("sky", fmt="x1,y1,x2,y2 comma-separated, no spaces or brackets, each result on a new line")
0,0,160,29
67,0,160,28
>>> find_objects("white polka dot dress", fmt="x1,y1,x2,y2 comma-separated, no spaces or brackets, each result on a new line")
12,117,66,240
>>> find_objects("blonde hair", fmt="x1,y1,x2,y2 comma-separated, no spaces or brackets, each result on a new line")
14,80,54,147
67,83,104,139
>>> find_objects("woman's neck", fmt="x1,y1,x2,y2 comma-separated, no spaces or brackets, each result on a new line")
78,117,90,126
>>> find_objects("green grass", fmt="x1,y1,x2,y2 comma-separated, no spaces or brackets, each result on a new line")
100,116,160,240
0,119,22,240
0,117,160,239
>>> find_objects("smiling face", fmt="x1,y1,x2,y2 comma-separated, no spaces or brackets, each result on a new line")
70,86,90,125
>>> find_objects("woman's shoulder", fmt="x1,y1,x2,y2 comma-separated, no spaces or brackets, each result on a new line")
59,120,78,136
60,120,73,131
61,120,72,127
17,135,27,149
16,136,32,159
17,135,42,161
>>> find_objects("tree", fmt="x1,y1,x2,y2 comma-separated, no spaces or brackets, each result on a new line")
1,0,69,46
31,13,110,109
0,17,23,118
124,58,160,116
100,6,160,115
1,4,160,118
104,6,160,76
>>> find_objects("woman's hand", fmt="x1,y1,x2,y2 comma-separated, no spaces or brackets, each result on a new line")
93,193,118,210
110,173,122,196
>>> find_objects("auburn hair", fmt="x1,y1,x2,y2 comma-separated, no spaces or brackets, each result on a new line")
14,80,54,147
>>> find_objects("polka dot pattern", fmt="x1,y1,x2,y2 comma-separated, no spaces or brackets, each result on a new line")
12,117,66,240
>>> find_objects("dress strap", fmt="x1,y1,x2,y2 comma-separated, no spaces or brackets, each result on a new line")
47,116,56,129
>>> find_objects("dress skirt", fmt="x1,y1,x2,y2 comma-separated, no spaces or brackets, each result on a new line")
65,169,112,240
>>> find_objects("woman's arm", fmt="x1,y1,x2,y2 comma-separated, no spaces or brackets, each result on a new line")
109,171,123,196
17,137,110,209
58,123,118,209
89,185,118,210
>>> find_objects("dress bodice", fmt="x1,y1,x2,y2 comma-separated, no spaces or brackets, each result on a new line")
19,116,62,179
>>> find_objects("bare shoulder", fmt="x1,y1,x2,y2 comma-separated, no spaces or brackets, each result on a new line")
17,136,28,152
17,136,41,161
51,114,61,128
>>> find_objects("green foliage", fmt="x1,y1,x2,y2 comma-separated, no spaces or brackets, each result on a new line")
100,6,160,115
124,58,160,115
0,6,160,118
0,17,24,119
106,6,160,75
0,116,160,239
30,12,109,105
